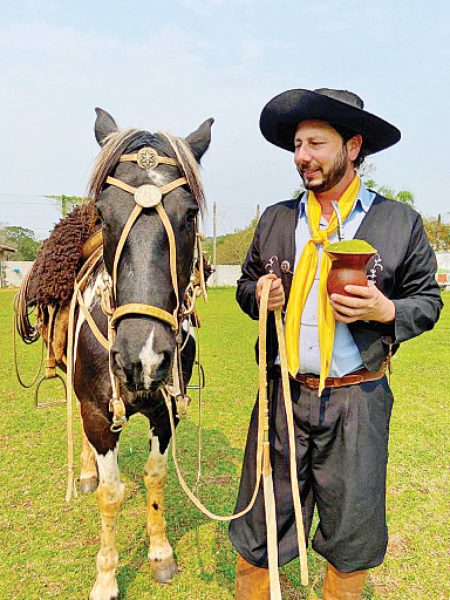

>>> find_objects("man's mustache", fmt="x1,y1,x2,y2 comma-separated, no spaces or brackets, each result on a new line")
297,163,322,176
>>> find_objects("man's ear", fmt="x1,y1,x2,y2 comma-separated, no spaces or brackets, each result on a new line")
94,108,118,146
185,118,214,161
347,133,363,162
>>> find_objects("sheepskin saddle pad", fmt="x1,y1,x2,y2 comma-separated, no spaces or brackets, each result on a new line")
27,201,100,308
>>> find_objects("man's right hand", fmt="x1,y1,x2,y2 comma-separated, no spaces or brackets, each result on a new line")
256,274,285,311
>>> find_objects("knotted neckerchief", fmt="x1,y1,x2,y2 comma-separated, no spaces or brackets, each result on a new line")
285,173,361,394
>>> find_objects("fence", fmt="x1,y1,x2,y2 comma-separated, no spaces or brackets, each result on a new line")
4,253,450,290
0,261,242,288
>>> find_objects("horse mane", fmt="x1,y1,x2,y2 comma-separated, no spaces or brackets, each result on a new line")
88,128,206,214
156,131,206,214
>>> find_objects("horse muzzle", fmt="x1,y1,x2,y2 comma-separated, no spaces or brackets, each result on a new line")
111,319,175,391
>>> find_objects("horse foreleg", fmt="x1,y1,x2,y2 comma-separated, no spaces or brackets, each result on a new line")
90,446,124,600
144,431,177,583
80,424,98,493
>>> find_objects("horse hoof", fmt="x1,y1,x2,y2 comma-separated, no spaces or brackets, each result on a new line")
150,556,178,583
80,476,98,493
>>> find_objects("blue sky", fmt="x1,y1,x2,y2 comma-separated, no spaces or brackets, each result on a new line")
1,0,449,238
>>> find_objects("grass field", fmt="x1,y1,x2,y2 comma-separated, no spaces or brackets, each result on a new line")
0,288,448,599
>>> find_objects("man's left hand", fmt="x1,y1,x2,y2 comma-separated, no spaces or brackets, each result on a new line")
329,284,396,324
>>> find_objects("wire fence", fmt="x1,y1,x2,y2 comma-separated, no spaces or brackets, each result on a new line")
0,193,263,240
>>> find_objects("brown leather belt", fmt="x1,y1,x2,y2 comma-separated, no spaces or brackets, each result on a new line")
286,363,388,390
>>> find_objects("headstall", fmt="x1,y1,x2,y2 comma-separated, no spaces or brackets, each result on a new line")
64,145,206,455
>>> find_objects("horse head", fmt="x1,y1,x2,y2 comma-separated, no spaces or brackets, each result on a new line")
90,108,213,393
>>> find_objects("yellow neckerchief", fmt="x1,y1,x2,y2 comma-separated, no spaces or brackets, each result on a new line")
285,173,361,395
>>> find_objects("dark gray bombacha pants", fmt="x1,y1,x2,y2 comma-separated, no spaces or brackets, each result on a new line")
229,371,393,572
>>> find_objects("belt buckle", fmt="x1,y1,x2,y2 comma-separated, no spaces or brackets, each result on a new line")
306,376,320,390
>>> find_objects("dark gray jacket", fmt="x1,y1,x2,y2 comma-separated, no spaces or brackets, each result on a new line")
237,193,443,371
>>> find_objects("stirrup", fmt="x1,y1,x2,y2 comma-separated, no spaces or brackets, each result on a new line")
186,361,205,391
34,373,67,409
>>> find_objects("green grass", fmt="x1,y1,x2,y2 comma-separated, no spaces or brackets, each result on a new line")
0,288,448,599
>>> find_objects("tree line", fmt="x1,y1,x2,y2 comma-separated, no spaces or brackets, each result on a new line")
1,187,449,263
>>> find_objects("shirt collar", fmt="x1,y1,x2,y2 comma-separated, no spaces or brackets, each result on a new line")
297,179,374,216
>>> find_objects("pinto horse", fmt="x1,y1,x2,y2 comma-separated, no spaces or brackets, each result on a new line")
69,109,212,600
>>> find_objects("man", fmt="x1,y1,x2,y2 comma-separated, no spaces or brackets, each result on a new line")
229,88,442,599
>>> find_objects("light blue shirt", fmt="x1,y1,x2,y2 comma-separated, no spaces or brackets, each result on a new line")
294,181,376,376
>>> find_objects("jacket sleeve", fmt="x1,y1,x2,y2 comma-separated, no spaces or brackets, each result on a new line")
236,217,265,320
392,213,443,343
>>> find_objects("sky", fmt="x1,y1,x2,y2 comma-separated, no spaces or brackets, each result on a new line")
1,0,449,239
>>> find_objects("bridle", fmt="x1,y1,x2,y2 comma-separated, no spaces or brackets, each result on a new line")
107,147,187,331
63,144,207,497
99,146,207,431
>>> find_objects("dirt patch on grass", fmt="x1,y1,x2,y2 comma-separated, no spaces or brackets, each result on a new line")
370,565,400,597
387,533,408,558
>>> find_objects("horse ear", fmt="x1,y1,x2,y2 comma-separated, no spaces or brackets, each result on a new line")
94,108,118,146
185,118,214,161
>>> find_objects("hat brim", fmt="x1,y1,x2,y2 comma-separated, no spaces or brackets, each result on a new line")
259,89,401,154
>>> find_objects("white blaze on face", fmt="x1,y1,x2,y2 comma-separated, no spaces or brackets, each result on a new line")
139,330,164,389
146,169,171,186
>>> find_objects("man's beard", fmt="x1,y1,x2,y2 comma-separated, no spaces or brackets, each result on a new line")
298,145,348,193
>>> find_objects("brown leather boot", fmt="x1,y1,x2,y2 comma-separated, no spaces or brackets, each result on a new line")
322,562,368,599
235,554,270,600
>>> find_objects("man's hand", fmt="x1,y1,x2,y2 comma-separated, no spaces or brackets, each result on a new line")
256,274,285,311
330,283,396,324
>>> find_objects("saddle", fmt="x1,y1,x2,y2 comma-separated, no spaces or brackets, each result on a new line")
39,228,103,366
25,201,102,366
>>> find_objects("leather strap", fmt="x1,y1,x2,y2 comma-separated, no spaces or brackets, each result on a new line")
119,151,178,167
106,176,188,197
81,229,103,260
110,303,178,331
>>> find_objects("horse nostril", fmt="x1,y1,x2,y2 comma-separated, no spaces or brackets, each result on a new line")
131,362,143,386
111,349,125,371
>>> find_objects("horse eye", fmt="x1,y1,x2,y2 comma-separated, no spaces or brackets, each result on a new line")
185,208,198,230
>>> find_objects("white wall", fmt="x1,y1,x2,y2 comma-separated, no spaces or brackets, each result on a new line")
209,265,241,287
0,261,33,287
436,252,450,271
1,261,243,289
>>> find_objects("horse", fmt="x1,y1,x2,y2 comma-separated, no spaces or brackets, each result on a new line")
28,108,213,600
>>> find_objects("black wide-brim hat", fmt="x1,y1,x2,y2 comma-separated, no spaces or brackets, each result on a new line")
260,88,401,154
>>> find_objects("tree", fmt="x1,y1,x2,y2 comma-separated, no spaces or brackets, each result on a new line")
46,194,89,217
0,225,41,260
203,218,258,266
422,214,450,251
363,179,415,207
